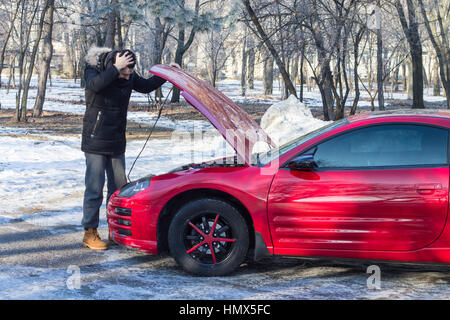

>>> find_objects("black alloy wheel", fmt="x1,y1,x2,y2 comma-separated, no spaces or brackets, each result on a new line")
168,198,249,276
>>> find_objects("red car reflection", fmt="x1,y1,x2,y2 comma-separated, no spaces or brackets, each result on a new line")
107,65,450,276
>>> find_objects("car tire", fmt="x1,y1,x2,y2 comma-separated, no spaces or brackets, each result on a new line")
168,198,249,276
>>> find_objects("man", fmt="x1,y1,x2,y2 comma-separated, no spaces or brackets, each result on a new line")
81,47,171,250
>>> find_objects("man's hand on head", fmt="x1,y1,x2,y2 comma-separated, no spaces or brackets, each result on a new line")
114,52,135,71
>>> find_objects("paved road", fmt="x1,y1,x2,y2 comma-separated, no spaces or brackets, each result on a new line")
0,211,449,300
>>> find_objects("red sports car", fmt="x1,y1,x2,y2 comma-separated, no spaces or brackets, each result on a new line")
107,65,450,276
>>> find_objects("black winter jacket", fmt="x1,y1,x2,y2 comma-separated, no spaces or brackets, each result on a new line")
82,56,166,155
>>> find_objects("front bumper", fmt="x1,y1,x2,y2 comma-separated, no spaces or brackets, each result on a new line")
107,192,159,254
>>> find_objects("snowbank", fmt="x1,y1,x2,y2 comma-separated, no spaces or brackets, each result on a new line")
260,95,329,145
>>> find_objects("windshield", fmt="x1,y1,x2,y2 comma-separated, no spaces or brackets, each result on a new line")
253,119,348,166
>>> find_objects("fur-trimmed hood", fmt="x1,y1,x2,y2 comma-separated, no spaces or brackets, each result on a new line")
85,46,111,67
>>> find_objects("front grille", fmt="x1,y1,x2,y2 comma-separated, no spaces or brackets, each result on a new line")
117,218,131,226
118,228,132,236
115,207,131,216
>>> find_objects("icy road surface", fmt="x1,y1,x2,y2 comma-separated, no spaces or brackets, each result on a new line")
0,128,449,299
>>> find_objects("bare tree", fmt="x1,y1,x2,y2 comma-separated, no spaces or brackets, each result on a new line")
17,0,50,122
418,0,449,108
242,0,297,97
375,1,385,110
0,0,22,91
394,0,424,109
298,0,358,119
13,0,40,122
171,0,203,103
33,0,54,117
350,25,366,115
201,22,236,87
104,0,117,48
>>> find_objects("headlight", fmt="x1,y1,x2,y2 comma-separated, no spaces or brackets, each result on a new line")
118,177,152,197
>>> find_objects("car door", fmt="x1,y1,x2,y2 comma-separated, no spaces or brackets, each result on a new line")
268,123,449,252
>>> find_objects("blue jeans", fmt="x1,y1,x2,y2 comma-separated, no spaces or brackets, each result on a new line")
82,152,127,229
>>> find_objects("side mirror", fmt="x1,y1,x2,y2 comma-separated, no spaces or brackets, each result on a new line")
287,155,317,171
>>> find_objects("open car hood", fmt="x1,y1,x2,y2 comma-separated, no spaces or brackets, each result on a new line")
149,65,276,165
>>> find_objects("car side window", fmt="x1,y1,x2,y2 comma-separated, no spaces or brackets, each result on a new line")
313,124,448,169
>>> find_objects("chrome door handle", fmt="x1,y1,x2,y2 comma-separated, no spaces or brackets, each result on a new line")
415,183,442,195
415,183,442,190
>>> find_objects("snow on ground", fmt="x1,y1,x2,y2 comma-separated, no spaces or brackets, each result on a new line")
0,77,449,299
127,111,215,132
0,127,234,218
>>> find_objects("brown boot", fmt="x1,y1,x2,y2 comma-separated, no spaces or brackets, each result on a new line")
83,228,108,250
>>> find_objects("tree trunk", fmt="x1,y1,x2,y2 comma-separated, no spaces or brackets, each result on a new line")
392,55,400,92
241,35,247,96
104,0,117,48
171,0,199,103
351,29,364,115
291,54,299,87
410,51,425,109
418,0,449,108
368,36,373,91
171,31,184,103
79,10,89,88
211,67,217,88
116,12,123,49
282,58,290,99
153,17,164,104
33,0,54,118
231,52,238,76
63,33,75,78
425,56,431,90
318,62,334,121
377,26,385,110
7,55,16,92
247,35,255,89
402,62,407,92
14,0,40,122
433,55,441,96
299,49,305,102
395,0,424,109
19,0,49,122
407,60,414,99
263,49,273,95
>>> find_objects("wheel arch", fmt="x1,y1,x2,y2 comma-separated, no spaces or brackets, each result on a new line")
157,188,256,256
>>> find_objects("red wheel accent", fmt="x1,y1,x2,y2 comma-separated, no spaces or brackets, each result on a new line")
168,198,250,276
209,243,217,264
185,214,236,264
